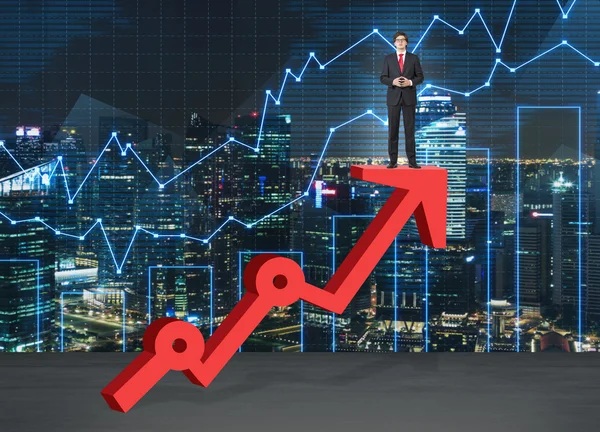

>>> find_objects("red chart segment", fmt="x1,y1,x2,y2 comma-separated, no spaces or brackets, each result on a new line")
101,165,448,413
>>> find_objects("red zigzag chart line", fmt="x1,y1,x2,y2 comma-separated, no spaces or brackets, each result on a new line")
101,165,448,413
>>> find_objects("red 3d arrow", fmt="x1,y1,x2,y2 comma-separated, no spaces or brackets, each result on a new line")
101,165,447,412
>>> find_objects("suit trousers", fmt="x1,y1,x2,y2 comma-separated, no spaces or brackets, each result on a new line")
387,98,416,164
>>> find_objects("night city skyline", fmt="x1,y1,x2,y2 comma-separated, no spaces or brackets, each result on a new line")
2,0,600,355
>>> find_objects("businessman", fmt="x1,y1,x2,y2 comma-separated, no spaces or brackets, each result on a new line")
380,31,424,169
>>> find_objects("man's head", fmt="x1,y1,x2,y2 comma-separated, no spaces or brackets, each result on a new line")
392,31,409,51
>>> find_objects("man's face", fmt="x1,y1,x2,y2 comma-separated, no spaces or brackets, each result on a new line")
394,35,408,51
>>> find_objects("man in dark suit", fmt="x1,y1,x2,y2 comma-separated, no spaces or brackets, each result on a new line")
380,31,424,169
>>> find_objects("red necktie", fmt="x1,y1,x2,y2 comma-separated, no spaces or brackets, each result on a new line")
398,53,404,73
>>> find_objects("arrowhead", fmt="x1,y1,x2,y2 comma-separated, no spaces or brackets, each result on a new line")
350,165,448,248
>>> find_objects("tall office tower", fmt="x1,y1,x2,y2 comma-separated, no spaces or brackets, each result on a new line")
333,215,373,318
136,132,187,322
208,130,240,320
44,130,88,271
334,175,428,350
595,90,600,234
518,217,551,317
415,112,467,240
426,246,473,317
93,117,149,329
15,126,44,167
234,113,292,251
587,235,600,325
173,274,188,319
231,111,292,294
483,209,507,303
500,224,516,299
219,113,296,344
43,129,84,160
291,192,364,351
0,161,58,352
491,161,518,234
150,266,211,327
360,186,423,330
314,176,428,351
182,114,220,275
465,156,494,306
415,94,458,130
289,160,359,351
186,124,239,323
184,112,218,160
466,210,504,307
329,198,379,352
311,160,419,351
290,196,336,351
552,172,593,331
492,162,519,302
412,109,470,327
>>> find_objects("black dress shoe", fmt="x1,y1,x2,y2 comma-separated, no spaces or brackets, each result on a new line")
387,162,398,169
408,162,421,169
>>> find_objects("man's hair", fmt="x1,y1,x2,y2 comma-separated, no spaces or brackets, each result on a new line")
392,31,409,44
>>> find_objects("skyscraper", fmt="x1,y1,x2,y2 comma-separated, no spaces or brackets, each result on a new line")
594,90,600,234
518,216,551,317
415,108,467,240
552,172,593,331
411,101,470,338
193,124,239,320
89,117,151,337
44,129,88,271
290,197,335,351
0,161,57,352
415,94,458,130
234,113,292,251
586,234,600,324
15,126,43,168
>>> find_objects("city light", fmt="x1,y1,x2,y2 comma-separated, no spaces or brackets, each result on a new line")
0,1,596,357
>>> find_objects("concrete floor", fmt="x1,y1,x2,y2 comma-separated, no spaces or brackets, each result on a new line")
0,353,598,432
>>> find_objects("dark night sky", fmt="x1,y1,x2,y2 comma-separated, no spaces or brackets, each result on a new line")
0,0,306,138
1,0,599,158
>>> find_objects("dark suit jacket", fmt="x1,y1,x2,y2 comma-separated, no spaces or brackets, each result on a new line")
380,51,424,106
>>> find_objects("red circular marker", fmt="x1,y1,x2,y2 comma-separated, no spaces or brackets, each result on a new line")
101,317,206,412
148,319,205,371
243,254,305,306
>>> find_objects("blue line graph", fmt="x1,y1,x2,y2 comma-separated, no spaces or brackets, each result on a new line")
0,1,594,275
0,110,386,274
1,2,594,197
556,0,579,19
